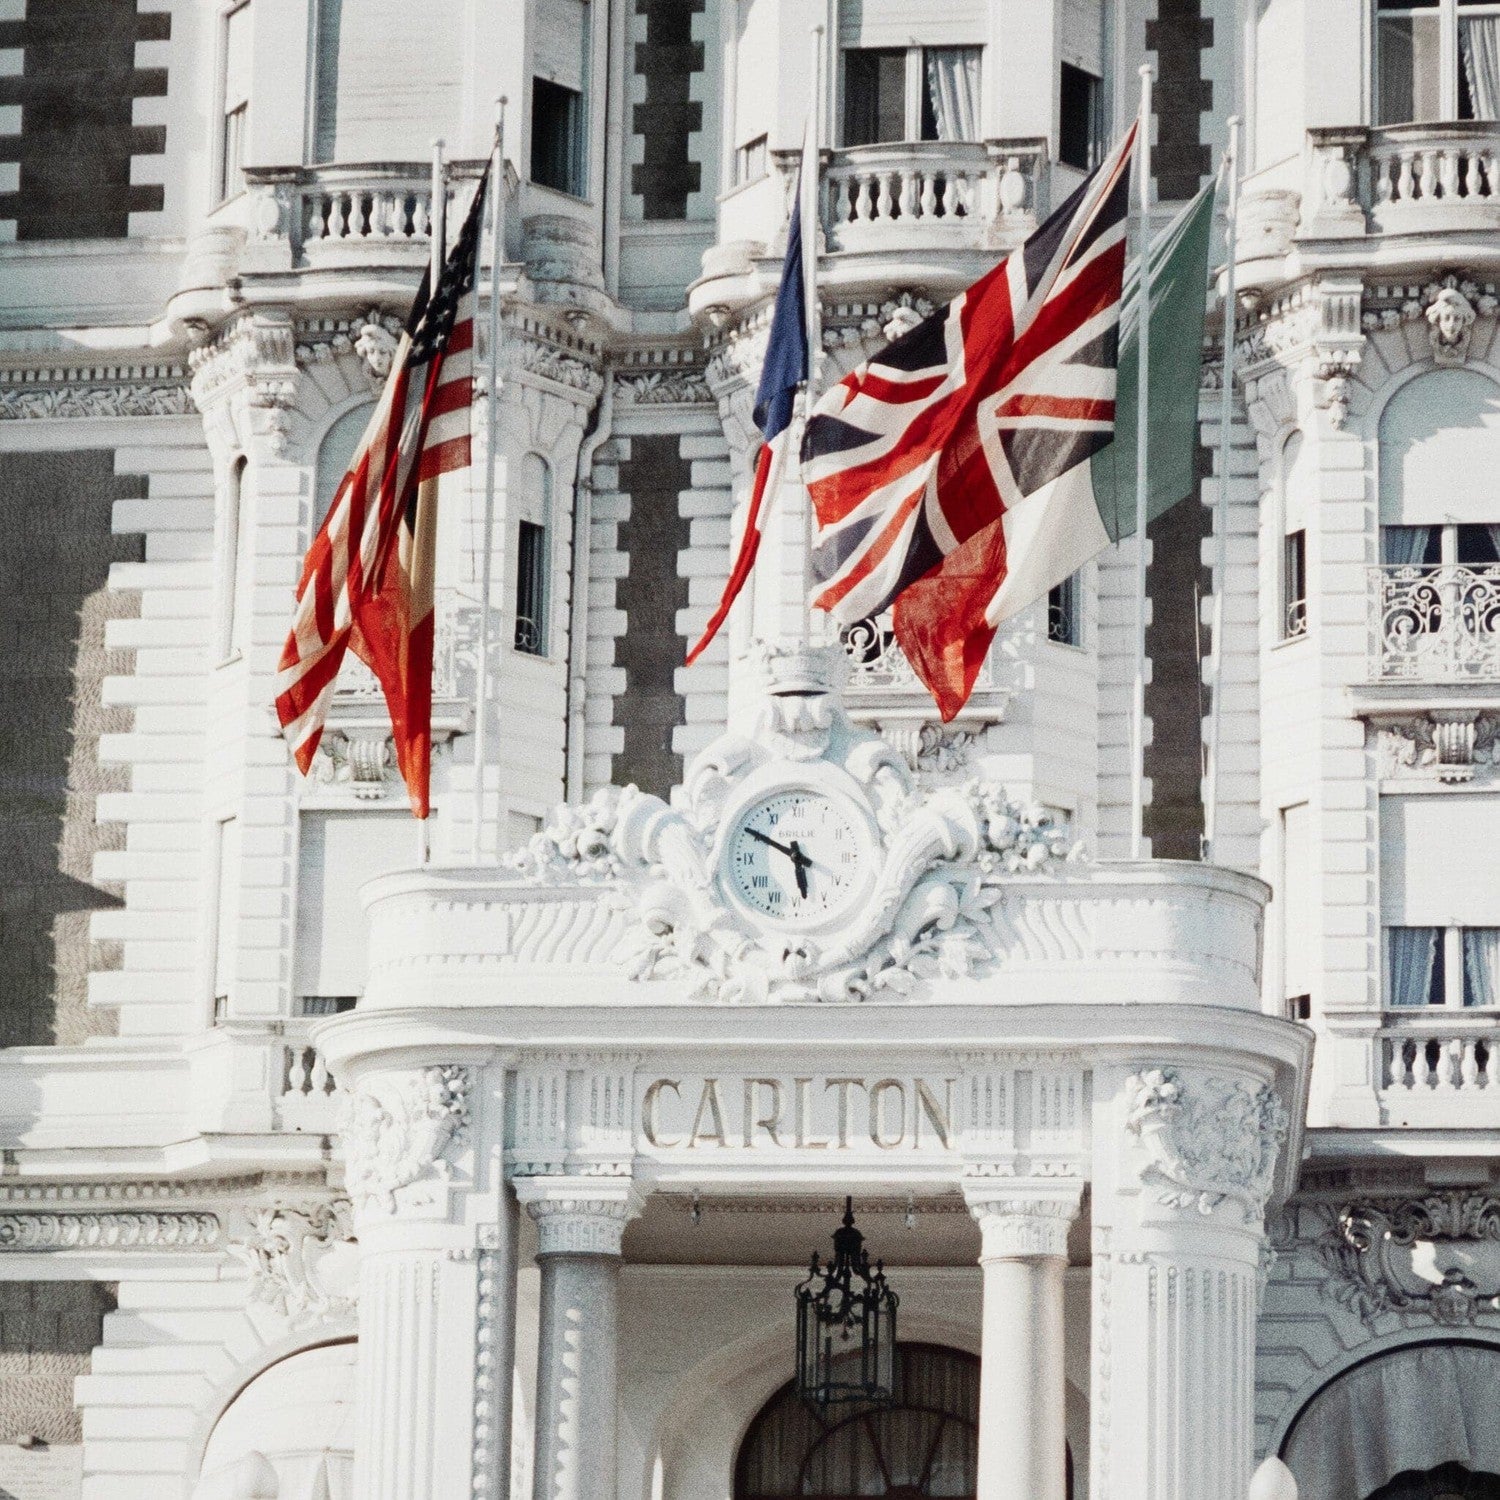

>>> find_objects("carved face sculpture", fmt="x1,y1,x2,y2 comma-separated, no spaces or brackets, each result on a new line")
1427,288,1475,349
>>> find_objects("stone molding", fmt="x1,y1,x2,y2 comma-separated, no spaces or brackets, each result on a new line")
514,1177,644,1257
963,1182,1083,1260
1373,711,1500,785
226,1199,357,1328
0,377,195,420
342,1065,471,1214
0,1211,221,1250
1125,1068,1288,1220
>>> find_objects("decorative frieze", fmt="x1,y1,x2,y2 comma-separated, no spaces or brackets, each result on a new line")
0,378,195,420
1125,1068,1288,1220
342,1065,471,1213
0,1211,220,1250
1375,711,1500,783
228,1200,357,1327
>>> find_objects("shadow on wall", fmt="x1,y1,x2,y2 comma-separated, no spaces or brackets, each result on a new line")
0,450,146,1047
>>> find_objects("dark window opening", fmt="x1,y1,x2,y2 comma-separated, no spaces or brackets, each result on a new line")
1288,994,1312,1021
1048,572,1080,645
298,996,357,1016
843,48,907,146
531,78,585,197
516,519,548,655
1283,529,1308,639
1059,63,1104,171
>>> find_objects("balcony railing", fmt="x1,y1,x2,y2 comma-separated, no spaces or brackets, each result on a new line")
278,1036,340,1133
1371,562,1500,680
1377,1011,1497,1127
774,140,1050,257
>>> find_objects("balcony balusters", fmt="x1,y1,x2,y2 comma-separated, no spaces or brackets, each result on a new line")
1371,562,1500,680
1382,1030,1494,1094
280,1039,341,1131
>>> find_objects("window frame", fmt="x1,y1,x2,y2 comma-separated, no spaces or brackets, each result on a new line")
530,75,587,198
216,0,252,205
1374,0,1500,124
1058,61,1105,171
1047,571,1082,646
515,518,550,657
1385,922,1500,1006
1282,528,1309,640
839,43,983,147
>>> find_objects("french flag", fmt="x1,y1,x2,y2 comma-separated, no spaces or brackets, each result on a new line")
685,127,814,666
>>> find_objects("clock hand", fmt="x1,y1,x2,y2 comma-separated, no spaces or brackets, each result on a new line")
745,826,798,859
789,840,810,898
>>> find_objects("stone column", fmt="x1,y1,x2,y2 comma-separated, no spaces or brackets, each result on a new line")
1090,1065,1290,1500
964,1183,1082,1500
514,1177,643,1500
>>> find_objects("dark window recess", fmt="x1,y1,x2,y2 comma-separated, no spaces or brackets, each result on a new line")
298,996,357,1016
1288,994,1312,1021
1458,524,1500,565
1283,529,1308,639
843,48,907,146
516,520,548,655
1048,573,1080,645
1059,64,1104,171
531,78,585,197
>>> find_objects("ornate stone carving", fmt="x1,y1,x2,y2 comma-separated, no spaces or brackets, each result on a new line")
612,354,714,406
505,334,603,396
1125,1068,1288,1219
0,380,195,420
312,728,399,797
507,652,1077,1004
1427,284,1478,364
516,1180,643,1256
965,1191,1080,1258
1315,1194,1500,1328
1376,711,1500,783
0,1211,220,1249
342,1066,471,1213
228,1200,358,1327
472,1224,508,1494
354,317,400,379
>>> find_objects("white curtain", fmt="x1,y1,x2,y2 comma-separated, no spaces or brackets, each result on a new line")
924,47,981,142
1285,1344,1500,1500
1463,927,1500,1006
1462,16,1500,121
1385,926,1437,1007
1381,524,1433,566
1486,522,1500,560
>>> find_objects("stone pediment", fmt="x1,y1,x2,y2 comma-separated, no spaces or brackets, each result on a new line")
359,651,1268,1011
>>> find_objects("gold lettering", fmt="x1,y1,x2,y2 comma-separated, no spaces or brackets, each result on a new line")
688,1078,728,1148
825,1078,864,1148
641,1079,682,1148
914,1078,955,1150
869,1078,907,1149
794,1078,828,1149
744,1078,785,1146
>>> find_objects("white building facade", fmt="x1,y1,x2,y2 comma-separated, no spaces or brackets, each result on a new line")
0,1,1496,1497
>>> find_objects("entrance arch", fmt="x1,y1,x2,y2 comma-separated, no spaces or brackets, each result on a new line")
733,1342,1074,1499
1282,1341,1500,1500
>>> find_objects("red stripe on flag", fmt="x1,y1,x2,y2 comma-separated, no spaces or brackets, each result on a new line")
685,441,776,665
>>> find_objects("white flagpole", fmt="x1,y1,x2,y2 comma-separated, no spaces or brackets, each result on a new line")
1128,65,1154,862
471,99,506,861
419,137,447,866
800,23,824,649
1204,115,1241,866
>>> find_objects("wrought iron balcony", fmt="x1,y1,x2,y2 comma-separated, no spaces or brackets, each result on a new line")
1371,562,1500,681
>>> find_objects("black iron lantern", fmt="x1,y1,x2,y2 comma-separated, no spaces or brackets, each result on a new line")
795,1197,899,1408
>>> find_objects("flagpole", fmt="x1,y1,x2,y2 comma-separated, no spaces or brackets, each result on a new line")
800,23,824,650
420,137,446,867
471,100,506,862
1204,115,1240,865
1128,65,1153,862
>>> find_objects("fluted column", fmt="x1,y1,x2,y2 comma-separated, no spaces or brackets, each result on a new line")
514,1177,644,1500
964,1183,1082,1500
1090,1065,1290,1500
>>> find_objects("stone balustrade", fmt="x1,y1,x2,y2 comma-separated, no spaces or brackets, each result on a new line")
1371,563,1500,682
279,1038,340,1133
1379,1014,1497,1127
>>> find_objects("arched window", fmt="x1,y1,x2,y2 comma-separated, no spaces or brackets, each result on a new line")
734,1343,1071,1500
315,402,376,532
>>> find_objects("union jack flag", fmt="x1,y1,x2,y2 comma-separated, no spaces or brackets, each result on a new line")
275,164,489,817
803,126,1137,721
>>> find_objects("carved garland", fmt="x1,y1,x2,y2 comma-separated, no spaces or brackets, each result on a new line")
227,1200,358,1328
342,1066,471,1213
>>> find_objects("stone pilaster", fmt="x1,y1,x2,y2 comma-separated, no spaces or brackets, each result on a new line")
514,1177,644,1500
963,1182,1082,1500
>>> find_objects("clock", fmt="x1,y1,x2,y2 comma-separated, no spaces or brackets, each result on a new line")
723,786,871,928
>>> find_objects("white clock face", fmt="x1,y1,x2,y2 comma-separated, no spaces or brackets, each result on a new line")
726,790,865,925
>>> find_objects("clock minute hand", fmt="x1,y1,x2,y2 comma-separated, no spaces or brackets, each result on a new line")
789,840,810,898
745,826,798,859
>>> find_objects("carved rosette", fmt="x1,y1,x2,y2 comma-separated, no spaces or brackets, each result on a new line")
1125,1068,1288,1220
342,1065,471,1215
515,1179,643,1257
964,1186,1081,1260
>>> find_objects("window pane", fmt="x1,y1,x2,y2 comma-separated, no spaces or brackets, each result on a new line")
1460,15,1500,120
1463,928,1500,1005
1385,926,1441,1006
1457,523,1500,564
1283,529,1307,639
516,520,548,655
843,48,906,146
1377,14,1441,124
921,47,981,143
1047,573,1080,645
531,78,585,195
1059,63,1103,170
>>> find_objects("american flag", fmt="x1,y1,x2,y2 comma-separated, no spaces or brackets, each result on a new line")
275,163,489,817
803,126,1137,721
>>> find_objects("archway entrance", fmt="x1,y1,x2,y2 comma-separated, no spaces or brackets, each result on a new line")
734,1342,1074,1499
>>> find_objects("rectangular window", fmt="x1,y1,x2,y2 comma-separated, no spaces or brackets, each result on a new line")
1058,62,1104,170
1375,0,1500,124
516,519,548,655
220,3,251,201
1282,803,1313,1009
212,815,241,1014
1283,529,1307,639
843,45,982,146
735,133,768,186
531,77,585,196
1047,573,1080,645
843,47,908,145
1385,925,1444,1006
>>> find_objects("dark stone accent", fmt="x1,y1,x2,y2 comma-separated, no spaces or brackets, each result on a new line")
1145,0,1214,201
630,0,704,220
0,0,170,240
0,1281,116,1443
0,451,143,1047
1142,443,1212,861
612,435,691,798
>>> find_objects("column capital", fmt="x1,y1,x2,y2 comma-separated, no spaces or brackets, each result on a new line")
963,1181,1083,1261
513,1175,645,1257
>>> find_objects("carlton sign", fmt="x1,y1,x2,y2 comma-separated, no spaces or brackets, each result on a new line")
639,1074,959,1153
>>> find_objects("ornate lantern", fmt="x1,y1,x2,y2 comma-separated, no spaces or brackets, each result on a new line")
795,1197,899,1408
